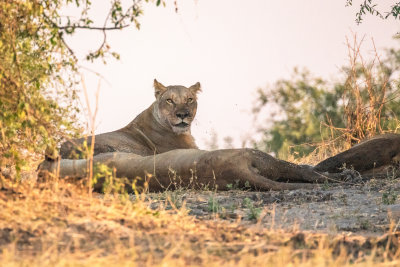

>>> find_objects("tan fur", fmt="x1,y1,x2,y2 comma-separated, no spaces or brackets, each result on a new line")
314,133,400,174
41,80,400,192
42,133,400,192
60,80,201,158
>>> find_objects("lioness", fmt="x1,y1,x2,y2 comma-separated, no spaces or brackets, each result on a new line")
40,79,400,192
41,79,334,191
61,79,201,158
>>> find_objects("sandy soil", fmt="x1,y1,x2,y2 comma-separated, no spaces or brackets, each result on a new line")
146,176,400,237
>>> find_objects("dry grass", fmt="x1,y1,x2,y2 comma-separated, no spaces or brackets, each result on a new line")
3,35,400,265
286,33,400,166
0,173,400,266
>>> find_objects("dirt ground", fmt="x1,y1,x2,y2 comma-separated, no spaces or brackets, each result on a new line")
2,171,400,265
145,176,400,237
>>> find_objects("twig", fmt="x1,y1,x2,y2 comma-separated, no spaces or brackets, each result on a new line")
81,75,100,197
57,25,128,31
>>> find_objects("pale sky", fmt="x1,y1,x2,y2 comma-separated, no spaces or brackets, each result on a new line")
66,0,399,149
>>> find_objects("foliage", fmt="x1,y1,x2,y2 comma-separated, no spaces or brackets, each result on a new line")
346,0,400,24
208,195,222,213
254,38,400,159
340,37,400,144
253,69,344,158
382,189,397,205
0,1,79,174
0,0,162,176
243,197,262,221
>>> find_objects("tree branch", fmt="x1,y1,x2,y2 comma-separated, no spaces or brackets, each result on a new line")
58,25,129,31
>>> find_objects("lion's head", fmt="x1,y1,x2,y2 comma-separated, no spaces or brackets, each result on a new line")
153,79,201,134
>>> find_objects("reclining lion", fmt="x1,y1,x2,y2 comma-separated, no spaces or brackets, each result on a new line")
60,79,200,158
39,80,400,192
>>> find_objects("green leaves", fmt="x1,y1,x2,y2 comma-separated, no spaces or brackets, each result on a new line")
346,0,400,24
0,0,166,176
254,45,400,159
0,1,80,175
254,69,343,158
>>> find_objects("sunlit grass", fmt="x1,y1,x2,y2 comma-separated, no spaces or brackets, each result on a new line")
1,172,400,266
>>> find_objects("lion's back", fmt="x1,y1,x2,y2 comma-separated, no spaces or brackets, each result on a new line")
60,131,153,159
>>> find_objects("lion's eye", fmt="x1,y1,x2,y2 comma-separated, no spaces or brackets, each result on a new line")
166,99,173,104
187,98,193,103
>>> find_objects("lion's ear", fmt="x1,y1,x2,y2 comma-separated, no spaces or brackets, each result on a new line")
154,79,167,98
189,82,201,94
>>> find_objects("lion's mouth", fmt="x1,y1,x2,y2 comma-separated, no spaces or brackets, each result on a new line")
174,122,189,128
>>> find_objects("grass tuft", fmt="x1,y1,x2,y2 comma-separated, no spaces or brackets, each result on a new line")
1,173,400,266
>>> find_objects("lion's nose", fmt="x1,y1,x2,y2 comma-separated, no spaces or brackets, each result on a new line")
176,111,189,119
